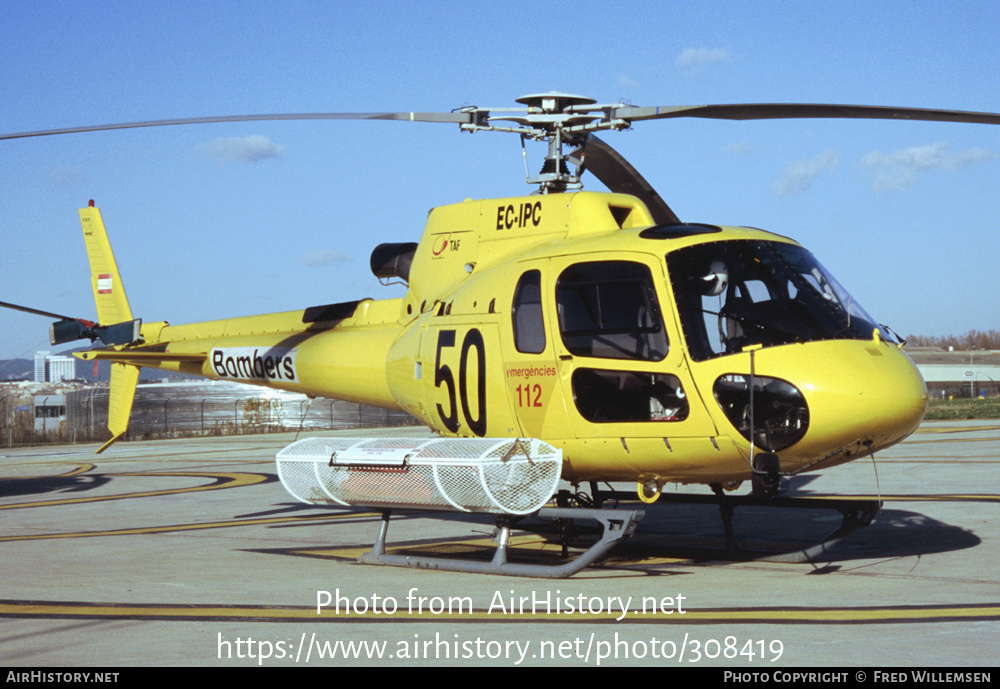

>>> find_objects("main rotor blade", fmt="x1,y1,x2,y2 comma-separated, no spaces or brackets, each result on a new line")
611,103,1000,126
0,111,473,141
0,300,81,322
582,136,681,225
8,102,998,142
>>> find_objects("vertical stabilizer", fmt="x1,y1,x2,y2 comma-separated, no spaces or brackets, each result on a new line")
81,202,139,453
80,202,133,325
97,362,140,454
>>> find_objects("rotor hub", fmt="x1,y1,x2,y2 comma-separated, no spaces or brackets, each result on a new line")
481,93,612,193
514,92,597,113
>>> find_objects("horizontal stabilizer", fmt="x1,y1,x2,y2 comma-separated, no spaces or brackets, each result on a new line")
75,349,206,366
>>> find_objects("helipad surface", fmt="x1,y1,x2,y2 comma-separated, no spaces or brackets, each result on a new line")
1,422,997,667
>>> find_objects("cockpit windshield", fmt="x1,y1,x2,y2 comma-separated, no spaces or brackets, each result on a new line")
667,240,893,361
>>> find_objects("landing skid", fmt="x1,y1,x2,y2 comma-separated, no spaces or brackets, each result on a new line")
359,506,645,578
593,488,882,564
354,491,877,577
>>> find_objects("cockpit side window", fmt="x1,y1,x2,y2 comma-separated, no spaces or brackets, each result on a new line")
512,269,546,354
555,261,668,361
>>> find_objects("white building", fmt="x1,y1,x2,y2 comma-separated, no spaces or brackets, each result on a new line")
32,351,78,383
47,355,76,383
34,394,67,435
906,348,1000,398
34,350,50,382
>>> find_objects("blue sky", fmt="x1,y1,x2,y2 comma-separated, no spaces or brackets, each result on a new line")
2,0,999,359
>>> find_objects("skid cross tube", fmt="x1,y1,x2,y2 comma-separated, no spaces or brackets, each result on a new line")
358,506,644,578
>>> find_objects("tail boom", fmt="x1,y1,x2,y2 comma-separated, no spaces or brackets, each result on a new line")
74,202,406,450
77,305,406,409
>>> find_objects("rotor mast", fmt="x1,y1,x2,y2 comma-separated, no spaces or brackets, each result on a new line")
460,92,631,193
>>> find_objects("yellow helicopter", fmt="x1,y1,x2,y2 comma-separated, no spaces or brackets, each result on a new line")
4,93,999,576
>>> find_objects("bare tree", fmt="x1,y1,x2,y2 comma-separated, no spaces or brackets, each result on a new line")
906,329,1000,351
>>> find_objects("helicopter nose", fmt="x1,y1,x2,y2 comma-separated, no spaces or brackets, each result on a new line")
797,340,928,464
710,339,928,467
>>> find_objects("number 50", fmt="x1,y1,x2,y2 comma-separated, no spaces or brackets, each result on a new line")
434,328,486,436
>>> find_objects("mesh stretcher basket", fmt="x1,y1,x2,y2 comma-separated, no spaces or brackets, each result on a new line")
276,437,562,515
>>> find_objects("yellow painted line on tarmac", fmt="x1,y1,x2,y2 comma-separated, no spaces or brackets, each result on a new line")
0,509,369,542
0,461,97,479
827,494,1000,504
292,534,560,564
905,436,1000,445
883,494,1000,503
741,493,1000,504
912,425,1000,435
876,458,997,463
58,462,97,477
290,535,701,570
0,470,271,511
0,599,997,624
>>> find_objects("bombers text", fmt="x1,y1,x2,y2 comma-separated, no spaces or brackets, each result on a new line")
212,347,299,383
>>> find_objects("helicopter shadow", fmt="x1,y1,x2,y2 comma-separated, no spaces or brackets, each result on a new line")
777,474,982,561
241,484,981,573
616,482,980,566
0,473,111,498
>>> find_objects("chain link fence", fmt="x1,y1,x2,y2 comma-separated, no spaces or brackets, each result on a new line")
61,381,419,444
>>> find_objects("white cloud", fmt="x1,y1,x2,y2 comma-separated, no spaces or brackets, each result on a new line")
303,250,350,267
861,141,994,192
49,165,85,184
196,135,285,163
723,141,756,155
771,149,839,196
675,48,732,71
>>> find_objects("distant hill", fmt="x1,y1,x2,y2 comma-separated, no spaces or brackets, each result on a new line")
0,359,33,381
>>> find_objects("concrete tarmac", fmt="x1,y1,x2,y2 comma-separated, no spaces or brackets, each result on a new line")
1,421,997,668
